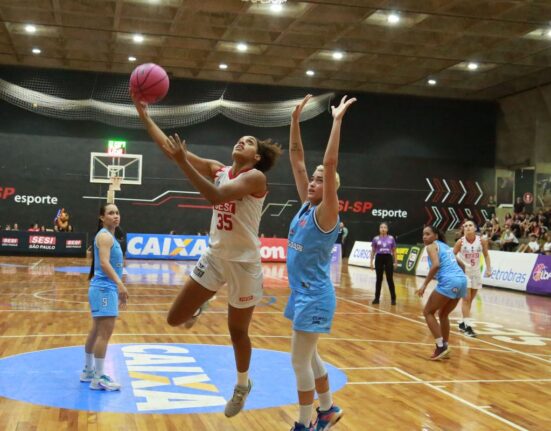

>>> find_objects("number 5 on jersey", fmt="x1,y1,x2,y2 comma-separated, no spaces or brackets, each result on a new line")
217,213,233,230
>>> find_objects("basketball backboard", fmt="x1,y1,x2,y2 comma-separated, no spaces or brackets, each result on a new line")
90,152,142,185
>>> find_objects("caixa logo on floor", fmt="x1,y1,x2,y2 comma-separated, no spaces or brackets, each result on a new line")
126,234,208,260
0,344,346,414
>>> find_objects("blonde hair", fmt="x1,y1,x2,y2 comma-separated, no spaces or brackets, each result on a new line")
315,165,340,189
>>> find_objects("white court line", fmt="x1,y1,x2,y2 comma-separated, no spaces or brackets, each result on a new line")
347,378,551,385
30,259,43,269
392,367,529,431
338,297,551,365
340,366,395,370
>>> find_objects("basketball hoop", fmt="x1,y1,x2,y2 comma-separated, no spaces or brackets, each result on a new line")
109,176,123,192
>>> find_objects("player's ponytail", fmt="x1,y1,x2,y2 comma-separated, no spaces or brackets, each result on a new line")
88,204,109,280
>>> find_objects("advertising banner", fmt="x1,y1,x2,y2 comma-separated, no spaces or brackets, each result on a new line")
481,251,536,292
126,234,209,260
526,255,551,296
395,244,422,275
259,237,287,262
348,241,372,267
0,231,87,257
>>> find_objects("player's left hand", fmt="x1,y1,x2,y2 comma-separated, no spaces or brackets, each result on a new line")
163,133,188,164
485,268,492,277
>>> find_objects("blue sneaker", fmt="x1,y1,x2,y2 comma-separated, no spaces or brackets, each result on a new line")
314,405,343,430
291,422,314,431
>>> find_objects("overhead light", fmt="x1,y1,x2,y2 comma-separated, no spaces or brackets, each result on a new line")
546,29,551,37
306,70,315,76
219,63,228,70
32,48,41,54
237,43,248,52
467,62,479,70
387,13,400,24
133,34,144,43
270,4,283,13
25,24,36,33
128,56,137,62
428,79,437,86
332,51,344,60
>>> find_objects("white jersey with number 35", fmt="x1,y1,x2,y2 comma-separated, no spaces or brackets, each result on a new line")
208,166,266,262
460,235,482,273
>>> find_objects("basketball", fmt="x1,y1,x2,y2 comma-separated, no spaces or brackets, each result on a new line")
129,63,169,104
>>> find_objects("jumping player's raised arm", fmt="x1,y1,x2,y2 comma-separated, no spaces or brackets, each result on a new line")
132,94,223,178
162,135,266,205
315,95,356,232
289,95,312,202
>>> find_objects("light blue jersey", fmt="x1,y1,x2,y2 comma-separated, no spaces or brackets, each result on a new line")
89,228,123,317
286,202,339,295
428,240,467,299
284,202,339,333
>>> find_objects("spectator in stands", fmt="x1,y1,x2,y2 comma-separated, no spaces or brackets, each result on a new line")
517,234,540,253
4,224,11,231
500,227,519,252
12,223,19,231
40,225,46,232
28,223,40,232
514,196,525,214
487,195,497,209
543,232,551,256
490,217,501,242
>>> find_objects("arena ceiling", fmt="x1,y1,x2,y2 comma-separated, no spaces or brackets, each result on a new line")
2,0,551,100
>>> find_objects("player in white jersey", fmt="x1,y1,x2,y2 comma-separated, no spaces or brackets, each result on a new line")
453,220,492,337
133,95,282,417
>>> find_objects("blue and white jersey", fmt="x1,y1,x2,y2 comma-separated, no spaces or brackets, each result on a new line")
91,228,123,289
286,202,339,295
428,240,465,283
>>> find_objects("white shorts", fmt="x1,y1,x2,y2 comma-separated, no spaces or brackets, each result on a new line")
465,269,482,289
190,249,263,309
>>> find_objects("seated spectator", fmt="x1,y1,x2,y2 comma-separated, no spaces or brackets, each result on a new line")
543,232,551,256
40,225,46,232
514,196,525,214
28,223,40,232
518,234,540,253
500,227,519,252
12,223,19,231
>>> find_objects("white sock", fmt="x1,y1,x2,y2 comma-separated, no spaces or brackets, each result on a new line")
237,371,248,387
318,390,333,411
299,403,313,426
94,358,105,377
464,318,472,327
85,352,94,370
435,337,444,347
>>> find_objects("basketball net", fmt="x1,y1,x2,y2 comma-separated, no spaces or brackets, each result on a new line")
107,176,122,204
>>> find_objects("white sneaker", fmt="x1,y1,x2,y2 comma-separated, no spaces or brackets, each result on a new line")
90,374,121,391
224,379,252,417
80,368,95,382
183,301,209,329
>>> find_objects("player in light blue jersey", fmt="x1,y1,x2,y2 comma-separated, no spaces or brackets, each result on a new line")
81,203,129,391
417,225,467,360
286,94,356,431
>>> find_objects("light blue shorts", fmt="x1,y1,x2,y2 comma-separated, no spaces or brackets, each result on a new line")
89,284,119,318
435,276,468,300
284,290,336,334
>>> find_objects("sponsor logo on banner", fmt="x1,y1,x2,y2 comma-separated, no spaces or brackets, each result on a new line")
0,185,59,206
260,237,287,262
1,237,18,247
482,251,536,292
348,241,372,267
526,256,551,295
65,239,82,249
338,200,408,219
395,244,421,274
127,234,208,260
28,235,56,250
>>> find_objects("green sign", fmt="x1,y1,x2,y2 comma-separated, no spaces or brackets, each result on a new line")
395,244,422,275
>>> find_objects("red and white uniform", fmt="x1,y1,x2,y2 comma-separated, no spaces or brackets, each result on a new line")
208,167,265,262
190,166,266,308
459,235,483,289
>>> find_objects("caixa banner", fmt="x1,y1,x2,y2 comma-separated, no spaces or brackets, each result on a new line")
126,234,209,260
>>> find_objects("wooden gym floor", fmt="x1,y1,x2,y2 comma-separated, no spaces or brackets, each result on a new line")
0,255,549,431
